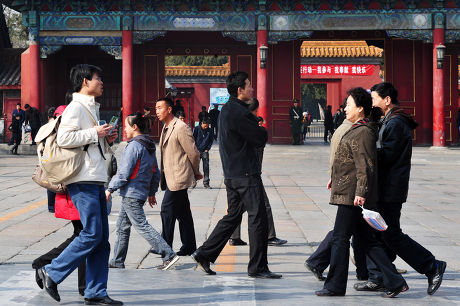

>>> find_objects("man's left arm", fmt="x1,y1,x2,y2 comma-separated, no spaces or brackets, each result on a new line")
177,125,201,175
205,129,214,151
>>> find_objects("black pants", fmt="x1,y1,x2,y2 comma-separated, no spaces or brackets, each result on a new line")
200,152,210,187
211,123,218,140
31,126,39,144
324,205,405,294
32,220,86,292
47,190,56,213
161,186,197,254
231,186,276,240
198,176,268,274
306,230,368,279
323,126,334,142
11,133,21,153
291,124,302,144
367,201,436,283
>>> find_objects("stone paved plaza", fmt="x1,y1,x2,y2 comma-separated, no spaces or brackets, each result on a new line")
0,141,459,305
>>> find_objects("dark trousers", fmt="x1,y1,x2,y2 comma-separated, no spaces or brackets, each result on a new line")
31,126,39,144
367,201,436,283
291,125,302,144
161,187,197,254
32,220,86,292
200,151,210,187
211,123,218,140
324,126,334,142
47,190,56,213
198,176,268,274
11,133,22,153
324,205,405,294
306,230,368,279
231,186,276,240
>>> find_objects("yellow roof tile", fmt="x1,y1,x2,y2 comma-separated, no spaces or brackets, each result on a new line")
301,41,383,58
165,63,230,77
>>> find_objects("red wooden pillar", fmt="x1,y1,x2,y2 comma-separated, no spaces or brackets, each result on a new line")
122,30,133,141
432,21,445,147
29,38,40,110
257,15,268,129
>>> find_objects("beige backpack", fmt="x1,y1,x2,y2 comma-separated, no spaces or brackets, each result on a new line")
35,102,97,184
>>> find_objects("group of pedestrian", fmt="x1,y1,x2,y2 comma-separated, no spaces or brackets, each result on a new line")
33,64,446,305
8,102,42,154
305,83,446,299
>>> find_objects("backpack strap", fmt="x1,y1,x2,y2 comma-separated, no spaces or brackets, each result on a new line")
73,101,105,159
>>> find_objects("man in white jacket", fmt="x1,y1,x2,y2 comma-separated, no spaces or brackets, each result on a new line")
37,64,122,305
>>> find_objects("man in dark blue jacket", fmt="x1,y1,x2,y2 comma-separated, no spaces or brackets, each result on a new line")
9,103,25,145
354,82,446,295
193,117,214,188
191,71,281,279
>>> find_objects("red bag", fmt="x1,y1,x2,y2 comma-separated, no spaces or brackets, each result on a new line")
54,193,80,220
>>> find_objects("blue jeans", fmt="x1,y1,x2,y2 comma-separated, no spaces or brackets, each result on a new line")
110,197,176,268
44,184,110,299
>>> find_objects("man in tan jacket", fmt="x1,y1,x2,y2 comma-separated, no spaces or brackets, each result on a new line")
156,97,202,256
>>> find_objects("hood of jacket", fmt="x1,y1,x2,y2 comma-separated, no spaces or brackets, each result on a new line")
387,106,418,130
131,134,156,154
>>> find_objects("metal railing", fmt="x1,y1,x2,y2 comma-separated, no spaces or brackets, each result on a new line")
305,122,325,138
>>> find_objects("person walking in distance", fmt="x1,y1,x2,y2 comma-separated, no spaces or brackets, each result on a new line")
37,64,122,305
355,82,446,295
191,71,282,279
193,117,214,189
8,103,25,145
107,112,180,271
323,105,334,143
156,97,203,256
24,103,42,145
209,104,220,140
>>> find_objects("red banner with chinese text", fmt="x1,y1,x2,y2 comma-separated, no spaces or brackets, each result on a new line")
301,65,374,77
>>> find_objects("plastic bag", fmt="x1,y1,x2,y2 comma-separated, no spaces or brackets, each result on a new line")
359,205,388,231
24,124,32,133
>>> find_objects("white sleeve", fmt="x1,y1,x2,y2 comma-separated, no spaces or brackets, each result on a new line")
56,103,99,148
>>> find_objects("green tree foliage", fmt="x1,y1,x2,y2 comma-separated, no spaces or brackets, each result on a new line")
301,83,327,120
165,55,228,66
3,5,28,48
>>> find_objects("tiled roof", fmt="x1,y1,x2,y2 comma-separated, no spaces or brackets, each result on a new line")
165,63,230,77
0,48,24,86
301,41,383,58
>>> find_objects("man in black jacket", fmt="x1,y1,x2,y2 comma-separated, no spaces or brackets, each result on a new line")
191,71,281,279
24,103,42,145
354,82,446,295
289,99,303,145
193,118,214,188
323,105,334,143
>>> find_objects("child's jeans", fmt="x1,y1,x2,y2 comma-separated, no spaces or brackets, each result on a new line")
110,197,176,268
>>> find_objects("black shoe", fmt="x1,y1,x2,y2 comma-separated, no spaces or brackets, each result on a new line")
267,237,287,246
353,281,385,291
229,238,247,246
304,262,326,281
248,271,282,279
427,260,447,295
315,288,344,296
204,185,212,189
356,275,369,281
191,250,216,275
84,295,123,305
381,283,409,298
176,250,194,256
35,268,43,289
38,267,60,302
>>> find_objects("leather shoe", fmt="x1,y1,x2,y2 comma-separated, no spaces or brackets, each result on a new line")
267,237,287,246
426,260,447,295
315,288,344,296
38,267,60,302
229,238,247,246
353,281,385,291
176,250,194,256
35,268,43,289
304,262,325,281
381,283,409,298
191,250,216,275
84,295,123,305
248,271,282,279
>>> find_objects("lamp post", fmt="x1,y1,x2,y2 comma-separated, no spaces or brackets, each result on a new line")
436,44,446,69
259,45,268,69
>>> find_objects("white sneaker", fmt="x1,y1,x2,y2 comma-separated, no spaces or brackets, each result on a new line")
161,255,180,270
